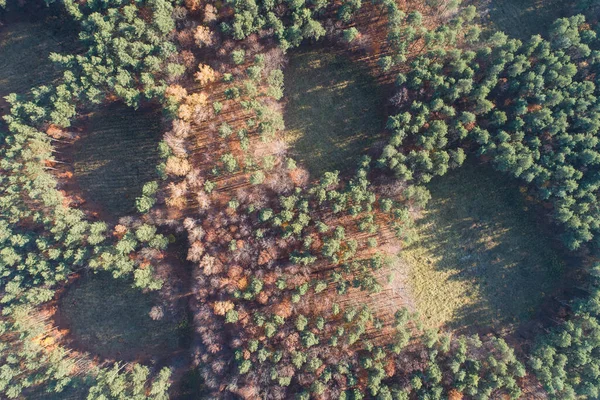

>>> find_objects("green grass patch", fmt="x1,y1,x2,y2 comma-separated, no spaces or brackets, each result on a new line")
403,163,565,331
58,273,178,361
283,46,386,177
72,103,163,218
486,0,576,39
0,19,75,105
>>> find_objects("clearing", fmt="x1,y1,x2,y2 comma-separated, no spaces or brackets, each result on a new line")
57,272,179,361
283,46,386,177
403,163,566,331
482,0,577,39
0,13,77,115
71,103,163,218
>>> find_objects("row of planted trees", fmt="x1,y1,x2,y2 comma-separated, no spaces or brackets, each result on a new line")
152,3,435,398
121,1,600,398
158,1,548,399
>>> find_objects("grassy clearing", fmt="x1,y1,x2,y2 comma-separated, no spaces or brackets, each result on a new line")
283,46,386,177
0,18,75,107
403,163,565,331
58,273,178,361
72,103,163,218
484,0,576,39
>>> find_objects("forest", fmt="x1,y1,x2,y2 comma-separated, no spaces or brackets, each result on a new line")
0,0,600,399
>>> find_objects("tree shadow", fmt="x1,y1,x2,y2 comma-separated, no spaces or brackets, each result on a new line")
408,162,567,333
0,6,80,102
487,0,576,40
283,46,386,177
55,272,179,362
72,103,163,219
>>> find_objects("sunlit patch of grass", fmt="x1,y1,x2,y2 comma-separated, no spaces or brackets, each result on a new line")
403,163,566,331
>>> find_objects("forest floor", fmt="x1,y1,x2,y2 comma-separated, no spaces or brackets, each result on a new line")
55,272,180,362
283,45,387,178
401,162,568,333
476,0,577,39
56,101,198,393
0,10,78,121
68,103,164,220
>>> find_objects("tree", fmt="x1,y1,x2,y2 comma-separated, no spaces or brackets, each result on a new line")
195,64,218,86
87,364,171,400
194,25,215,47
225,309,239,323
221,153,238,172
295,315,308,331
232,49,246,65
250,171,265,185
343,27,360,43
55,0,179,107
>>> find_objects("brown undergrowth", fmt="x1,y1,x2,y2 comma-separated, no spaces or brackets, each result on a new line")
145,6,432,396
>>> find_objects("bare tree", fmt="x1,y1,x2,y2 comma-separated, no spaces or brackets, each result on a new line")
164,131,188,157
194,26,215,48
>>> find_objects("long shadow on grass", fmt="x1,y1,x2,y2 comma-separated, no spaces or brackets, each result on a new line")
72,103,163,218
56,272,179,362
284,46,386,177
0,8,80,123
487,0,576,40
410,162,565,332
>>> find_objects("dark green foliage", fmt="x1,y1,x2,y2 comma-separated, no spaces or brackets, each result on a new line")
374,12,600,400
52,0,179,107
0,307,79,399
377,0,474,70
136,181,159,213
221,0,358,49
87,363,171,400
0,4,176,398
530,276,600,399
382,15,600,250
5,2,600,400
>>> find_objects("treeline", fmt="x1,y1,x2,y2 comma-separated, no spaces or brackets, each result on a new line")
175,2,537,397
221,0,363,49
378,9,600,400
151,1,600,399
381,15,600,250
0,1,182,398
52,0,180,108
4,0,600,399
530,271,600,399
